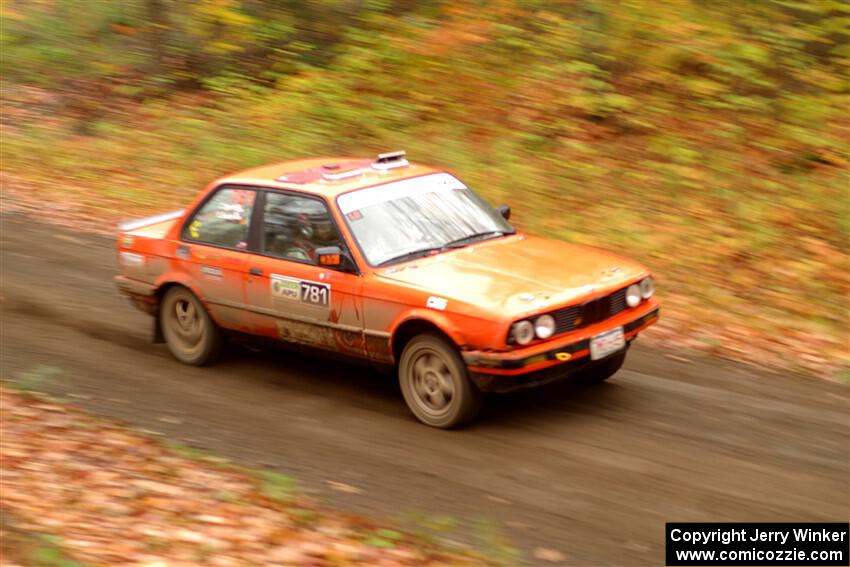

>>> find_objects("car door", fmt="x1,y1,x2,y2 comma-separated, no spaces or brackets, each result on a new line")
178,186,256,332
244,190,365,357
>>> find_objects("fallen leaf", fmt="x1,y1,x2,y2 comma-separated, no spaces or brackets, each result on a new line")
534,547,566,563
325,480,363,494
156,415,184,425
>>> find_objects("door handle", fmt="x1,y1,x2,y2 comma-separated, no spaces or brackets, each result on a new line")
249,267,263,276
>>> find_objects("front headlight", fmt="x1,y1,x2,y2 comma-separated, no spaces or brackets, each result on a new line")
510,320,535,345
534,314,556,339
626,284,641,308
640,276,654,299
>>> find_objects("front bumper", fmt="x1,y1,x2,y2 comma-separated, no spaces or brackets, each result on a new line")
469,345,631,393
463,303,659,391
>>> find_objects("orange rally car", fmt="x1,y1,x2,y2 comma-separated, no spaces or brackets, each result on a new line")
115,151,659,428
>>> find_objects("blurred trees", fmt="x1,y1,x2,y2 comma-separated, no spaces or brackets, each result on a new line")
4,1,847,99
1,1,848,371
2,0,847,156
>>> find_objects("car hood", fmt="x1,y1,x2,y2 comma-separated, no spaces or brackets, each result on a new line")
376,234,648,316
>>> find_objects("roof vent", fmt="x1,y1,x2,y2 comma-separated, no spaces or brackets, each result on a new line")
372,150,409,171
322,166,366,181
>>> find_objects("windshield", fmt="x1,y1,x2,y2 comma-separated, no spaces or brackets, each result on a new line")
337,173,514,267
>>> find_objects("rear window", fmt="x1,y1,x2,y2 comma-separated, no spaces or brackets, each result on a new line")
183,188,256,249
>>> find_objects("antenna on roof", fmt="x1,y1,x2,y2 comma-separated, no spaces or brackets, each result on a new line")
372,150,409,171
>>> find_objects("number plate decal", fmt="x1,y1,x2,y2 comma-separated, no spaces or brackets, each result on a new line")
119,252,145,267
589,326,625,360
300,280,331,307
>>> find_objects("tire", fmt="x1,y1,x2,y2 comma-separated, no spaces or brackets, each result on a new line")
160,286,223,366
398,333,481,429
575,351,626,384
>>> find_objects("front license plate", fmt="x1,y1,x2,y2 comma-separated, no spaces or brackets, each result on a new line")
590,327,625,360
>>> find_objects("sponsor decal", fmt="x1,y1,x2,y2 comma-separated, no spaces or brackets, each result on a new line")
121,235,134,248
555,352,572,361
189,220,202,239
271,275,300,301
347,210,363,221
271,275,331,307
176,245,191,259
216,203,245,222
119,252,145,267
426,296,448,310
200,265,223,280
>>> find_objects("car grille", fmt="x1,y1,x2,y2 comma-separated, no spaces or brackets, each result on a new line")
552,287,628,335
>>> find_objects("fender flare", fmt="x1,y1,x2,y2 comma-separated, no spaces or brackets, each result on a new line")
388,309,468,361
153,272,206,303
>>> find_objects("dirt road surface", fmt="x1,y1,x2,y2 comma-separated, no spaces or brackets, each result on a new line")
2,214,848,565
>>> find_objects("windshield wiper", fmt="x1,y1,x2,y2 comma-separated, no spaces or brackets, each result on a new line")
377,230,515,267
377,247,446,267
443,230,514,249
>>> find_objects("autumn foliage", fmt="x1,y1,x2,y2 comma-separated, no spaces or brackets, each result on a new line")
1,0,848,375
0,387,492,566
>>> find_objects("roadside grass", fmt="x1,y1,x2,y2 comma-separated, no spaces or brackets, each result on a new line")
164,443,327,530
0,510,91,567
473,521,524,567
362,527,405,549
394,512,523,567
8,364,64,394
26,535,90,567
166,443,302,506
258,469,300,503
1,87,847,378
166,441,221,462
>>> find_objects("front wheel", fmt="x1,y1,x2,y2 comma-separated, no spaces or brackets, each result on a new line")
160,286,223,366
398,334,481,429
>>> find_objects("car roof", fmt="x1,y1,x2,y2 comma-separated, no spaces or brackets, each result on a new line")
217,156,445,199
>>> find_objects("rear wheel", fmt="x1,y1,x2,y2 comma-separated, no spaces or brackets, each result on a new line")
160,286,222,366
575,351,626,384
398,334,481,428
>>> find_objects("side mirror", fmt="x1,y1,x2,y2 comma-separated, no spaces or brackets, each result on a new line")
316,245,357,272
316,246,342,267
497,204,511,221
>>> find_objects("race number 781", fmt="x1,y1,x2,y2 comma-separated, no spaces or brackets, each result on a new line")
300,281,330,306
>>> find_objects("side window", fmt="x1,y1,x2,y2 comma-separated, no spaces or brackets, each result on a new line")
184,188,256,249
263,192,342,265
